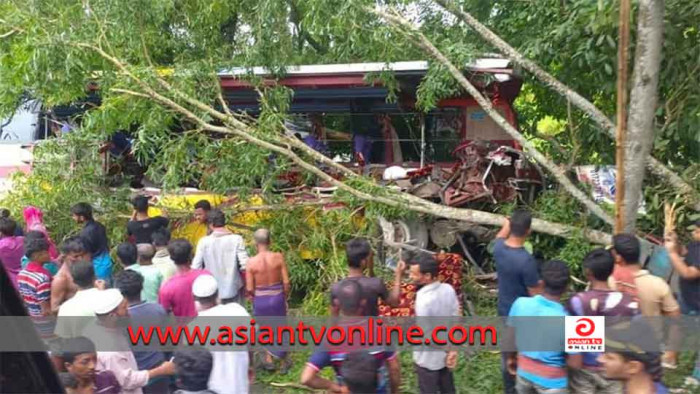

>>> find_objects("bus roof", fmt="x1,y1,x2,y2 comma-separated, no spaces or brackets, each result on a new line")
218,58,515,78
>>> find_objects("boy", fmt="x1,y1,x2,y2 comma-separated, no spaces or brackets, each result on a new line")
17,237,53,317
301,280,400,394
61,336,121,394
598,321,668,394
568,248,638,393
507,260,582,393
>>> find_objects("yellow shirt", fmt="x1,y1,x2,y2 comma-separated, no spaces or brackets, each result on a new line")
172,221,209,250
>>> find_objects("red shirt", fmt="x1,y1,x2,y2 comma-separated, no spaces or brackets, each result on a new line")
610,265,639,300
158,269,210,317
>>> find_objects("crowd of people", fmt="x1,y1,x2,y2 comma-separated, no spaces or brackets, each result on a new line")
496,210,700,394
0,196,698,393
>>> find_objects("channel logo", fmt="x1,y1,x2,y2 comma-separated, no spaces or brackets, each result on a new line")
564,316,605,353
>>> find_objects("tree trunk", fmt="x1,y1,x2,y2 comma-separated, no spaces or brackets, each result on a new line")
434,0,699,211
375,9,615,227
623,0,665,232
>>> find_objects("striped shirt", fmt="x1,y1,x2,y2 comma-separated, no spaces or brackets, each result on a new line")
508,295,575,389
17,262,52,316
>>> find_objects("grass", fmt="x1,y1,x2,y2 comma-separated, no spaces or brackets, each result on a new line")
249,301,699,393
249,269,698,393
664,352,700,393
250,348,504,393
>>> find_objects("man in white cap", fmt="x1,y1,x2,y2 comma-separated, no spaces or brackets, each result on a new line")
191,274,252,394
82,288,175,394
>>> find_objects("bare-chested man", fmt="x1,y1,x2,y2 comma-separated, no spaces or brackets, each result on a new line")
246,228,290,372
51,237,92,313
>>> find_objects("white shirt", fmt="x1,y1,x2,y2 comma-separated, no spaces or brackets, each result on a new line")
191,230,249,299
194,303,250,394
82,322,149,394
412,281,460,370
55,288,100,338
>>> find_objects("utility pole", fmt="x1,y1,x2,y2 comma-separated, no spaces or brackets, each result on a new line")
615,0,631,234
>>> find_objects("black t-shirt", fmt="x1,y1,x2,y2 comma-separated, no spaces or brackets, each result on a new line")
680,242,700,312
80,220,110,256
126,217,169,244
330,276,389,317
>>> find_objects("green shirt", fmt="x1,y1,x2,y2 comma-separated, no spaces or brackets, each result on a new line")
126,264,163,304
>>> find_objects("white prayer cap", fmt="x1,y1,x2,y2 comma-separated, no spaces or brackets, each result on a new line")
94,289,124,315
192,275,218,298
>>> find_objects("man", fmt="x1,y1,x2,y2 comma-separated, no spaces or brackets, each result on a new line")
408,252,459,394
190,274,252,394
507,260,582,394
609,234,681,367
0,217,24,289
61,336,121,394
82,289,175,394
151,228,177,282
174,200,212,249
172,348,216,394
568,248,639,394
301,280,400,394
17,237,53,318
55,260,103,338
664,221,700,384
598,321,669,394
71,202,112,282
494,210,541,317
115,270,169,394
159,239,210,317
665,223,700,315
330,238,403,317
246,228,290,371
51,237,92,313
493,210,541,394
127,195,169,245
193,200,211,227
192,209,248,304
127,243,163,304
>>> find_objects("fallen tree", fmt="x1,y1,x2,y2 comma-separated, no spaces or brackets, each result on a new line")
373,8,614,227
84,44,612,245
433,0,699,212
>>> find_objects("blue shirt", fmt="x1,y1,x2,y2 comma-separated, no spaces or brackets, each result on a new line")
494,239,539,316
508,295,572,389
21,255,59,276
127,301,167,370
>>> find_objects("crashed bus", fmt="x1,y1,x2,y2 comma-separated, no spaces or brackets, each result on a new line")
8,58,543,269
218,59,543,263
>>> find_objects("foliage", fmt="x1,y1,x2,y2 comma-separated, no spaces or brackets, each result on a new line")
457,0,699,228
1,0,697,391
0,135,131,247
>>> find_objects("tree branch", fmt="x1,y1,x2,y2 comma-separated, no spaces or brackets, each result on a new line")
93,43,610,245
434,0,699,211
374,7,615,226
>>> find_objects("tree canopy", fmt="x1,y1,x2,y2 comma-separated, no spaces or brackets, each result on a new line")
1,0,698,239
